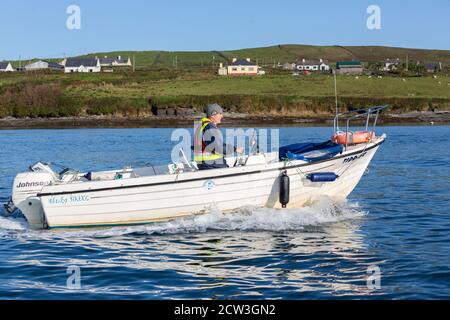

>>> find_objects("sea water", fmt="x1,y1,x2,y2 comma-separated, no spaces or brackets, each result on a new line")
0,126,449,299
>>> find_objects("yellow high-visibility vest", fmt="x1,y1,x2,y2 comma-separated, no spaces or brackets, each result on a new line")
194,118,224,162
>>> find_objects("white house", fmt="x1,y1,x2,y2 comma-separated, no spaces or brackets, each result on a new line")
227,58,259,76
0,61,15,72
383,58,401,71
296,58,330,72
24,60,64,71
281,62,296,70
98,56,132,67
63,58,101,73
218,63,227,75
112,56,132,67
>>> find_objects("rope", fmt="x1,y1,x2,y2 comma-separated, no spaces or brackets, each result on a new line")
281,157,308,179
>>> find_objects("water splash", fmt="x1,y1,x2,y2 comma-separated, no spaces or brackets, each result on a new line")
0,215,28,232
135,198,366,235
0,198,366,239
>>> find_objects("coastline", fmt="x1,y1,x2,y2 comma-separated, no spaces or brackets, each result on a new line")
1,111,449,129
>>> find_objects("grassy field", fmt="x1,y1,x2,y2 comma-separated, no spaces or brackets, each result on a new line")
78,74,450,98
1,69,449,119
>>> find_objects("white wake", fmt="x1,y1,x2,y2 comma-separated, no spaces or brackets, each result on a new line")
0,198,367,238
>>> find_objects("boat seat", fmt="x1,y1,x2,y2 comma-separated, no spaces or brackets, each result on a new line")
133,165,169,177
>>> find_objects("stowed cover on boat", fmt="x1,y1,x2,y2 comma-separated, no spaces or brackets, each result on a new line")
279,141,344,162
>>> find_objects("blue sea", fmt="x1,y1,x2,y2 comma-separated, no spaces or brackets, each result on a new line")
0,126,449,299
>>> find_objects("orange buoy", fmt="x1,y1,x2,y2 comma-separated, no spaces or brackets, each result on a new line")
332,131,375,145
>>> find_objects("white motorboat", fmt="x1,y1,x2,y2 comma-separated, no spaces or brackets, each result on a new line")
4,107,387,230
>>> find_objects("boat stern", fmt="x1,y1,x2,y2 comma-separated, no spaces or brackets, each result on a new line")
7,168,56,229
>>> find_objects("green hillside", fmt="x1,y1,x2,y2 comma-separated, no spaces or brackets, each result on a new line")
2,44,450,121
8,44,450,69
78,44,450,69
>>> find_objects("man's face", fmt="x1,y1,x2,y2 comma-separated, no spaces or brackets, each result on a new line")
210,113,223,124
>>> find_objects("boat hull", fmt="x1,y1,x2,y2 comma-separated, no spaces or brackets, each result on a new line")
33,140,382,229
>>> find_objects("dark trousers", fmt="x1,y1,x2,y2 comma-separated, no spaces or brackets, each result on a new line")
197,160,229,170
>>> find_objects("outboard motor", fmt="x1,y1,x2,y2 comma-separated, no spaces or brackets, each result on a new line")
7,162,57,228
11,162,57,207
29,162,60,180
4,198,16,214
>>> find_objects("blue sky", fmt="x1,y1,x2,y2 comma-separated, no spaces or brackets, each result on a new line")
1,0,449,60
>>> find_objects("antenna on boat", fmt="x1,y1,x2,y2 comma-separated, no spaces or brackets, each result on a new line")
333,70,339,132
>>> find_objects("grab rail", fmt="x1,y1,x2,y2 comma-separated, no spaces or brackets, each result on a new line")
333,105,389,150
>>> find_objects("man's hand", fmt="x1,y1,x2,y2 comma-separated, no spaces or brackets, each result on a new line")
235,147,244,154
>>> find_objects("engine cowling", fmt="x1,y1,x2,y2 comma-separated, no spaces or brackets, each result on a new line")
10,171,56,229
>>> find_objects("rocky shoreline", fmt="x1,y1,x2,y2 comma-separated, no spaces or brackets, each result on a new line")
1,111,449,129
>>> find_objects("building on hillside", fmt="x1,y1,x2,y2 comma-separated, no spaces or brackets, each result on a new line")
281,62,296,70
227,58,259,76
98,57,115,67
24,60,64,71
335,60,364,74
0,61,15,72
112,56,132,67
98,56,132,67
383,58,401,71
295,58,330,72
218,63,227,75
424,62,442,73
63,58,101,73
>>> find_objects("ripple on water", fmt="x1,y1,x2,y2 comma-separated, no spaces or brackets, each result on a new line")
1,198,365,239
1,126,449,299
0,199,375,299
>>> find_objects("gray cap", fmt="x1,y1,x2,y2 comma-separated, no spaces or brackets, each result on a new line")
206,103,224,117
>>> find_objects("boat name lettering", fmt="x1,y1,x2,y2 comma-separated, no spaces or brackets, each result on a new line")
48,194,90,205
343,152,367,163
